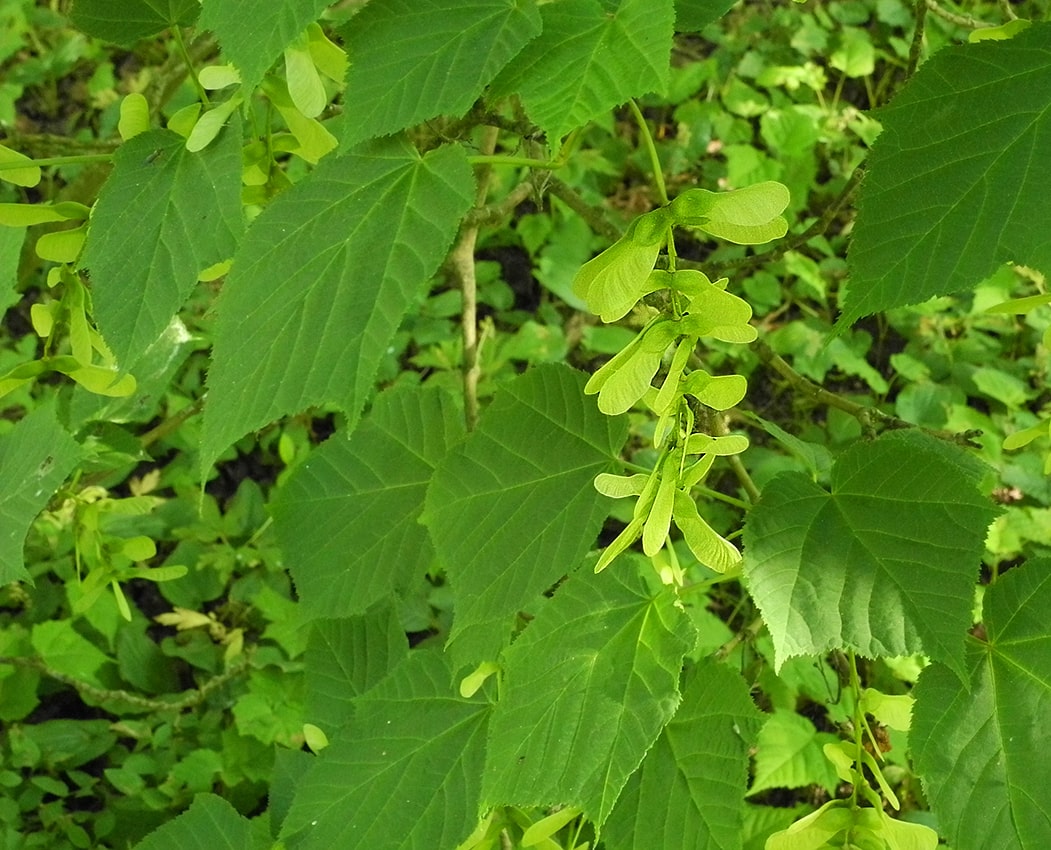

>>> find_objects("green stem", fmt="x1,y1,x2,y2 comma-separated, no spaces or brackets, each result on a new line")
465,154,563,170
628,99,668,206
172,25,210,107
0,153,112,171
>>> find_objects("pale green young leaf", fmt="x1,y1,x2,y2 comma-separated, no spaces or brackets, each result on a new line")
337,0,542,149
0,144,40,187
69,0,199,46
199,0,332,94
423,365,628,665
261,77,337,164
0,403,84,583
185,96,242,152
681,371,748,410
482,569,695,828
572,233,664,322
303,606,409,733
201,138,474,475
672,489,741,573
283,35,326,118
490,0,674,141
594,472,649,499
642,456,678,556
0,203,87,227
742,431,998,679
673,182,790,229
844,24,1051,325
912,562,1051,850
132,793,253,849
272,386,464,619
603,658,763,850
79,126,243,367
280,650,489,849
118,93,150,140
593,343,665,415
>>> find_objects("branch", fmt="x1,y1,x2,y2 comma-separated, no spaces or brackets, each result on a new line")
924,0,995,28
545,176,623,242
754,339,983,448
0,651,250,714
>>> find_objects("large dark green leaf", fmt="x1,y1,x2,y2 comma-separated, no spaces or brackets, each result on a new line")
280,650,489,850
272,386,464,619
199,0,333,94
490,0,674,140
132,793,253,850
0,404,84,583
482,569,695,829
70,0,199,45
303,605,410,732
603,657,763,850
912,563,1051,850
80,127,243,366
844,24,1051,324
742,431,998,680
337,0,541,148
200,138,474,473
422,364,628,665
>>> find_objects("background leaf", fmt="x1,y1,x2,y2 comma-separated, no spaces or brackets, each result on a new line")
911,562,1051,850
742,430,997,679
199,0,332,94
482,568,695,829
843,23,1051,324
272,386,464,619
132,793,253,850
201,138,474,473
337,0,541,149
422,364,628,665
280,649,489,850
490,0,674,141
674,0,738,32
80,126,243,366
0,404,83,583
603,657,763,850
69,0,199,45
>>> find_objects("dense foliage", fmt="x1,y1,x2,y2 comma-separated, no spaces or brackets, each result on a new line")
1,0,1050,848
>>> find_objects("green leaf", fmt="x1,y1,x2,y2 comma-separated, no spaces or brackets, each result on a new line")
603,657,763,850
304,607,410,733
422,364,628,665
572,226,665,322
199,0,332,94
0,144,40,187
0,227,22,316
674,0,738,32
201,138,474,474
280,650,490,850
490,0,675,141
79,126,243,367
747,711,840,797
132,793,253,849
337,0,542,149
482,569,695,829
911,562,1051,850
272,386,464,619
742,431,998,680
0,404,84,583
843,24,1051,325
70,0,200,46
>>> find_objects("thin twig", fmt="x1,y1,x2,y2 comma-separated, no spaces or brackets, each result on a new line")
545,176,623,242
924,0,994,28
452,126,501,430
754,339,983,447
704,168,865,277
907,0,929,78
0,651,250,713
715,615,765,660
